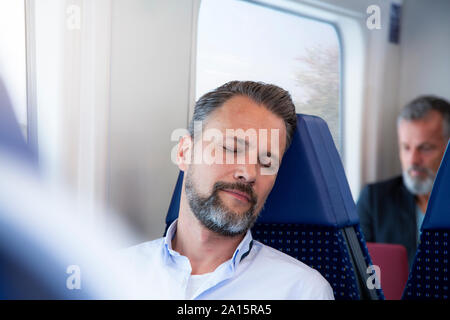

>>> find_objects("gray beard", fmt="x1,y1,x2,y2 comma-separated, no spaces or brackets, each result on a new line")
184,171,258,237
402,166,436,195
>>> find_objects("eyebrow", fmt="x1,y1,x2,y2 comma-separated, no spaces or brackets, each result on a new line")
418,142,436,148
402,142,436,147
233,136,249,147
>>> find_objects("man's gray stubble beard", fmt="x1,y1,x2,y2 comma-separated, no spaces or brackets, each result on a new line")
402,166,436,195
184,169,259,237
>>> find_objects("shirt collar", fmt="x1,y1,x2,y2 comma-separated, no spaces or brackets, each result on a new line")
163,219,254,269
164,219,180,257
230,229,253,269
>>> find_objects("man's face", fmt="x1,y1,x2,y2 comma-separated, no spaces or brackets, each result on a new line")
180,96,287,236
398,110,448,195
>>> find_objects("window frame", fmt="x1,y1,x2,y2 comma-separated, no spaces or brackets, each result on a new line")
25,0,38,156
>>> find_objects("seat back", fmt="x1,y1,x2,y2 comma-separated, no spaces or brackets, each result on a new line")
403,141,450,300
166,114,383,300
367,242,409,300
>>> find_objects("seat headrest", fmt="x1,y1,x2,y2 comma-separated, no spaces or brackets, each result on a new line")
422,141,450,230
257,114,359,227
166,114,359,228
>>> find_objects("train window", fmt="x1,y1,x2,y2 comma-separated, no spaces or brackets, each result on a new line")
196,0,342,151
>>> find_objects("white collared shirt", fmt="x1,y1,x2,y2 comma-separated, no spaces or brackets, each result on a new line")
121,220,334,300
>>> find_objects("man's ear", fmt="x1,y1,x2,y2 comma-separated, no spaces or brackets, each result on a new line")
177,134,193,172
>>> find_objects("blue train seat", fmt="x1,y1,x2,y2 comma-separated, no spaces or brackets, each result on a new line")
403,141,450,299
166,114,384,300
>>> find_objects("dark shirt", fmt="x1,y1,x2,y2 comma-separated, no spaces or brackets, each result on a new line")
356,175,418,266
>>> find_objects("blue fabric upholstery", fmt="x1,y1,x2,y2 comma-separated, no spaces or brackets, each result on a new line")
257,115,359,226
403,142,450,300
251,223,359,299
166,114,383,300
166,170,183,226
421,142,450,230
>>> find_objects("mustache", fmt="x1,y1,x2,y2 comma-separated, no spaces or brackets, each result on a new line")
407,165,434,176
212,181,257,205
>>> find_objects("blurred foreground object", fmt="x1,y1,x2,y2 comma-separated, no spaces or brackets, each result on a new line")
0,78,148,299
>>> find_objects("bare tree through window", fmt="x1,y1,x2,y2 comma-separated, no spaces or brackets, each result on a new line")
294,44,340,150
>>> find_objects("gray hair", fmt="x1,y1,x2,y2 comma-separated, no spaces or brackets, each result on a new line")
398,95,450,139
189,81,297,149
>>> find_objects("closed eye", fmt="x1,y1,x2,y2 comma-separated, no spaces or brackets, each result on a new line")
223,146,237,153
419,144,435,152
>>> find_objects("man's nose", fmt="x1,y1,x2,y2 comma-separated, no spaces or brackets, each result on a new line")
410,148,423,166
234,163,257,184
